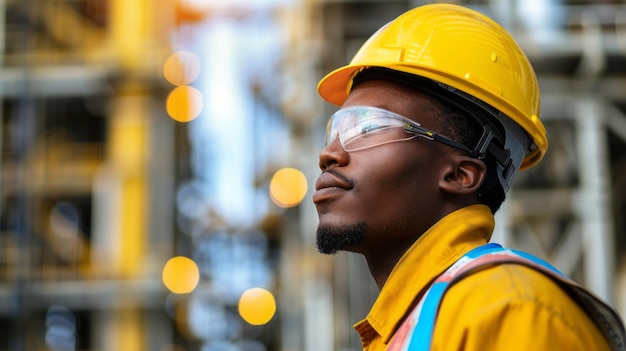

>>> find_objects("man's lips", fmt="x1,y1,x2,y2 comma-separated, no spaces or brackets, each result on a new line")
313,171,353,204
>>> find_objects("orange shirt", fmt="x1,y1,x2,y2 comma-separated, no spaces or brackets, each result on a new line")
354,204,611,350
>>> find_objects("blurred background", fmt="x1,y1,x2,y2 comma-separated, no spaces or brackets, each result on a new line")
1,0,626,350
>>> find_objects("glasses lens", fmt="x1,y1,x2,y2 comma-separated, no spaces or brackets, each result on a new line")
325,106,418,152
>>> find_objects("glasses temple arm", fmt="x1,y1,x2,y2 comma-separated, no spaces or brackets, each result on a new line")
404,123,473,154
405,122,515,179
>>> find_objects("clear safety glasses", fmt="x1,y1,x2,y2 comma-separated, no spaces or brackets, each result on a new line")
325,106,474,153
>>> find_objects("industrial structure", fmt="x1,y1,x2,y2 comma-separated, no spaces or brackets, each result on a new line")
0,0,624,350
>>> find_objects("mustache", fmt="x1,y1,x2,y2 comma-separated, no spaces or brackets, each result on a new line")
323,168,354,188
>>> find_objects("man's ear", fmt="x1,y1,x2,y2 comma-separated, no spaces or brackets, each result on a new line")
438,156,487,195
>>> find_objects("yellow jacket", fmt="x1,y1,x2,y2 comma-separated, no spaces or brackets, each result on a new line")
354,204,611,350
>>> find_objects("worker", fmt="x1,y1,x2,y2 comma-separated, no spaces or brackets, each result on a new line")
312,3,626,350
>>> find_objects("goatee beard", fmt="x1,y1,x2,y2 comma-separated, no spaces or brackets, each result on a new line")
316,222,367,254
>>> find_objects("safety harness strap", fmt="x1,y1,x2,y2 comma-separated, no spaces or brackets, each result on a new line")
388,243,626,351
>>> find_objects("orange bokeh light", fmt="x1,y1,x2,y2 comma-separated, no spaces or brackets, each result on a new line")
269,167,308,208
238,288,276,325
162,256,200,294
166,86,203,122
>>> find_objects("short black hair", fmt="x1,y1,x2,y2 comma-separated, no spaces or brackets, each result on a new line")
352,67,506,213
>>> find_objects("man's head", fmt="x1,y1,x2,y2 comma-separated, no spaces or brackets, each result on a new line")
313,4,548,256
313,79,488,256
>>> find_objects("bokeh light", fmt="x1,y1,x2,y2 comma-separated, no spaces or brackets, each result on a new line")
162,256,200,294
166,86,203,122
238,288,276,326
45,305,76,351
163,51,201,86
269,167,308,208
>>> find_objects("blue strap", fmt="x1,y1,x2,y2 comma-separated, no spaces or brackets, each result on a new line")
464,243,563,276
408,282,447,348
406,243,564,351
464,242,502,258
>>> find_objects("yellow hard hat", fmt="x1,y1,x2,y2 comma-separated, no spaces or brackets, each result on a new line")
318,4,547,177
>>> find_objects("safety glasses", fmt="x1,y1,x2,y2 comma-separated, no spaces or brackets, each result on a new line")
325,106,473,153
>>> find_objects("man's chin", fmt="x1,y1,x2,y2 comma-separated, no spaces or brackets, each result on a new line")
315,222,367,255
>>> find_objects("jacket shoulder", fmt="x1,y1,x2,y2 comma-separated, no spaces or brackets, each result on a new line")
432,264,612,350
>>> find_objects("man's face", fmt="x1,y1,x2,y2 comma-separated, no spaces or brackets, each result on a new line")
313,80,453,257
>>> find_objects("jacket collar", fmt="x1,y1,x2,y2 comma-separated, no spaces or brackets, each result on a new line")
356,204,495,343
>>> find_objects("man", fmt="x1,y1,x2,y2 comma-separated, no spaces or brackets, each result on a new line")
312,3,625,351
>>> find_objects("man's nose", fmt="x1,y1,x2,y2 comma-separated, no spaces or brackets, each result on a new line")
318,138,349,171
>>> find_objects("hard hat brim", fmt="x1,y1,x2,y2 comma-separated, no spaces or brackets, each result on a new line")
317,65,362,107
